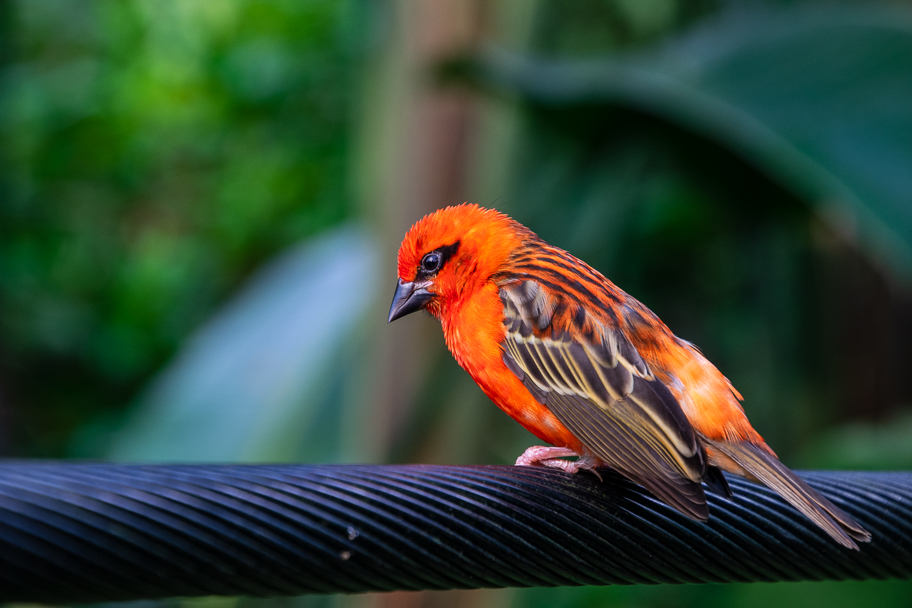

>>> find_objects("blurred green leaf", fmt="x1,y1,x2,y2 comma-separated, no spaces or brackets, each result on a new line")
801,408,912,470
475,4,912,279
512,577,912,608
91,225,378,462
0,0,358,455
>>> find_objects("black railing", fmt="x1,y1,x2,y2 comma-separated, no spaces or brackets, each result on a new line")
0,463,908,603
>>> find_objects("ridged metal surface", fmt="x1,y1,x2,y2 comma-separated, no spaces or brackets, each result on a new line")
0,463,908,602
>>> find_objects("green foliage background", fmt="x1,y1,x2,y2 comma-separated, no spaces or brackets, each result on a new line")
0,0,358,454
2,0,912,607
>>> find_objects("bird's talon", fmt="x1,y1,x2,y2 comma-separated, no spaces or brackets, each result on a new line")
571,455,604,481
513,445,603,478
515,445,578,468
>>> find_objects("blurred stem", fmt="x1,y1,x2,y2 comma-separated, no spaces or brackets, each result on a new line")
351,0,487,464
0,0,16,456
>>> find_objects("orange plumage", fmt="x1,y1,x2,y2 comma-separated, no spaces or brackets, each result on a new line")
389,203,870,549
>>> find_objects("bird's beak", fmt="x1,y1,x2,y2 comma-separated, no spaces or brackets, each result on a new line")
388,279,433,322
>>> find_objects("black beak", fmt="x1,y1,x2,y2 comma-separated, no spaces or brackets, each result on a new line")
388,279,433,322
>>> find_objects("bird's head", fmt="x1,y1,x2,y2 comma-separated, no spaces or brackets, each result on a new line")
388,203,525,322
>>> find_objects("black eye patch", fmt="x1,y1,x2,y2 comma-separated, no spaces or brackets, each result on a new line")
416,240,460,279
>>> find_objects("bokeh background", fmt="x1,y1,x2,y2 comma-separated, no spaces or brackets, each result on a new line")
2,0,912,606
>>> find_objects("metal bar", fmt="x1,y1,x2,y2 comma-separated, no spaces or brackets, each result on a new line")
0,463,907,603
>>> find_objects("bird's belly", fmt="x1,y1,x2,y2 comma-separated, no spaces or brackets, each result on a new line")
451,333,583,450
481,367,583,450
443,284,587,453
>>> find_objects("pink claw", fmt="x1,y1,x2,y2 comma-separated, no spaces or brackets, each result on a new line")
515,446,580,470
514,446,603,480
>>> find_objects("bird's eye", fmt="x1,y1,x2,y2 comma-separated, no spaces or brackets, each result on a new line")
421,252,441,273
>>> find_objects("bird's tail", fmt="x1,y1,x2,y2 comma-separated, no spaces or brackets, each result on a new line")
702,436,871,550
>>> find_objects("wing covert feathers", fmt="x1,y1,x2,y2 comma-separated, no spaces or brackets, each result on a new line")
500,282,710,521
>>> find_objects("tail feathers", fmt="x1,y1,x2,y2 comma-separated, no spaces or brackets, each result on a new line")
703,466,733,499
703,437,871,550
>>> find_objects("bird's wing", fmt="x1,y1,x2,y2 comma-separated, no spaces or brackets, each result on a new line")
500,280,709,520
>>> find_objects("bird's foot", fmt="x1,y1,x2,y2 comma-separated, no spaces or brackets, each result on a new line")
515,446,579,470
514,446,603,481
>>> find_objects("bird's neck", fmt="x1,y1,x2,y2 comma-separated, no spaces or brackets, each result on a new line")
437,281,508,373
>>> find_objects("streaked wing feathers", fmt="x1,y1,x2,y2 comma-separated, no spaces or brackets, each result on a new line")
501,281,709,520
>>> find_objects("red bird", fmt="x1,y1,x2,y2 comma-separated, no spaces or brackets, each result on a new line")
389,203,870,549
